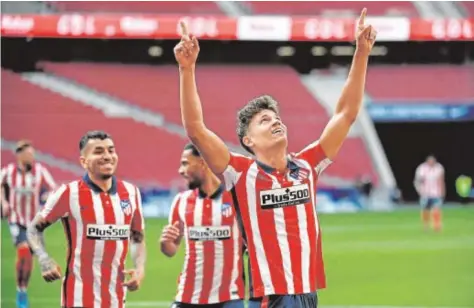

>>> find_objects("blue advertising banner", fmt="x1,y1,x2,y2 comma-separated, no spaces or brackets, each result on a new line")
367,103,474,122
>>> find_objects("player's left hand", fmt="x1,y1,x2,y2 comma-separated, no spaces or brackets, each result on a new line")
355,8,377,55
122,269,144,291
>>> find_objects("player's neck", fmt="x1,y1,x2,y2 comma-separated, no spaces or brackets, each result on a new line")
199,173,222,197
255,149,287,173
89,173,113,193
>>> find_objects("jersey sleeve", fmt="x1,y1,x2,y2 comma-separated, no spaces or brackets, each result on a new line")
40,165,57,191
168,193,182,225
131,186,145,232
296,140,332,175
222,152,252,191
0,167,8,185
39,184,70,223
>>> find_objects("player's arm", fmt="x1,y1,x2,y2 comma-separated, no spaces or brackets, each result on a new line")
413,166,423,196
27,184,69,282
39,165,57,203
160,193,183,257
319,9,377,160
0,167,9,216
174,21,230,175
124,187,146,291
439,167,446,198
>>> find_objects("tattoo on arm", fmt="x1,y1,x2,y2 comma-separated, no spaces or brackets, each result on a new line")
27,214,53,266
130,230,146,272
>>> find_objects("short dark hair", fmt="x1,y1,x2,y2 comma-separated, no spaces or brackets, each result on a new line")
184,143,201,157
237,95,280,154
79,130,112,152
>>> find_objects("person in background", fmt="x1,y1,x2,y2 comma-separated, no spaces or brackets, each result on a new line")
414,155,445,231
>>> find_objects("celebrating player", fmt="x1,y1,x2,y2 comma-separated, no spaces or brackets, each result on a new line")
414,155,446,231
174,9,376,308
26,131,146,308
160,143,245,308
1,140,56,308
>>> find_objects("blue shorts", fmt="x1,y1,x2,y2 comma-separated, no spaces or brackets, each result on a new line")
248,293,318,308
9,223,28,246
420,197,443,210
171,299,244,308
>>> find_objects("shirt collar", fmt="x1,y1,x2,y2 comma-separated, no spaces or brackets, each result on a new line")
83,173,117,194
198,184,225,199
256,158,299,174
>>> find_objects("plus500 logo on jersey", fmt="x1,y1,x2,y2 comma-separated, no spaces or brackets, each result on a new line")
260,184,311,209
188,226,231,241
86,224,130,240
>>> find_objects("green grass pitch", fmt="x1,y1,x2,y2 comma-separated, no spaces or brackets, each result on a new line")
1,207,474,307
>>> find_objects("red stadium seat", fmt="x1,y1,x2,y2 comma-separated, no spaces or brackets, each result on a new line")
366,65,474,103
461,2,474,16
1,69,186,186
50,1,224,14
244,1,418,16
41,63,378,183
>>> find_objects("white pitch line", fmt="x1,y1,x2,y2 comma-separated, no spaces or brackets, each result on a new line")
0,299,470,308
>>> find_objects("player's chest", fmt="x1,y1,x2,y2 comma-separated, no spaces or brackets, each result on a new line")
181,197,235,241
71,191,134,237
7,172,40,195
252,170,314,212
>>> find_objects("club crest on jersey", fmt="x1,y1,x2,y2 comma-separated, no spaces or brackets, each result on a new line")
221,203,233,218
259,183,311,209
120,199,132,215
289,167,310,181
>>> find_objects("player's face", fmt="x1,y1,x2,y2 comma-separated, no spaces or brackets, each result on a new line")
80,138,118,180
178,149,204,190
245,109,287,154
17,146,35,166
427,156,436,166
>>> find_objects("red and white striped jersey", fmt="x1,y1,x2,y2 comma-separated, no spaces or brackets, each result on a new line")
221,141,331,298
39,174,145,308
1,162,56,227
415,162,445,198
169,186,245,304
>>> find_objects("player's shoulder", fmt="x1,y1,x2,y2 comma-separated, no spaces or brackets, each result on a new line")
1,163,15,172
119,180,140,193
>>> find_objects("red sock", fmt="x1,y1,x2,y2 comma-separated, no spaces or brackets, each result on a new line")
16,245,33,290
432,208,442,231
421,210,430,228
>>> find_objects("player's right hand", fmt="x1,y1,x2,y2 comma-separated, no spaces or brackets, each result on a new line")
160,221,182,243
174,21,200,69
39,256,62,282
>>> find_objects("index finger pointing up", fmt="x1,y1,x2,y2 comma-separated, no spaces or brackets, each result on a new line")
358,8,367,28
180,21,189,39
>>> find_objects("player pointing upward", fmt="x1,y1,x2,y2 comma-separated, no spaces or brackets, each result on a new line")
174,9,376,308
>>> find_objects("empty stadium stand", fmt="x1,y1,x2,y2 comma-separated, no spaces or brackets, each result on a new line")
1,69,186,186
366,65,474,103
41,62,378,183
50,1,224,14
244,1,418,16
462,1,474,16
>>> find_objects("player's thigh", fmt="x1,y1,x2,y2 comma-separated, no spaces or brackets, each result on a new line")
431,197,443,208
419,197,430,210
8,224,28,246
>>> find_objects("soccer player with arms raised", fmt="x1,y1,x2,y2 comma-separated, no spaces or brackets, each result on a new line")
174,9,376,308
160,143,245,308
27,131,146,308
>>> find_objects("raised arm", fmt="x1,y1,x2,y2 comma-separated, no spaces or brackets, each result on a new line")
319,8,377,160
174,21,230,175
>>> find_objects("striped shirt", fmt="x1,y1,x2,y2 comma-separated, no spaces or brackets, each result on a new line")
415,162,445,198
1,162,56,227
39,174,144,308
222,141,331,298
169,186,245,304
